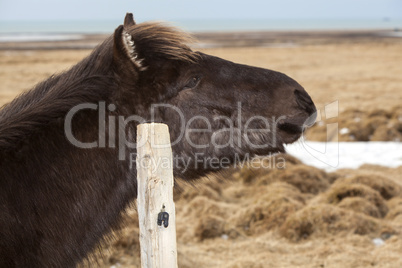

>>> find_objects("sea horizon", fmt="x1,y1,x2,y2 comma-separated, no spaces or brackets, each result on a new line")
1,18,402,42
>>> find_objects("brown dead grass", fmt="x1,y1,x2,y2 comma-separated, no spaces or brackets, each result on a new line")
317,183,389,217
338,197,383,218
306,106,402,142
279,204,381,241
229,182,305,236
332,174,402,200
257,165,330,194
386,198,402,221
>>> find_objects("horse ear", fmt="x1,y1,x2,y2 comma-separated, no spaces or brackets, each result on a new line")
124,13,136,28
113,25,144,73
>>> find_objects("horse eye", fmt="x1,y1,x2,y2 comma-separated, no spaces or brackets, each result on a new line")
184,76,200,89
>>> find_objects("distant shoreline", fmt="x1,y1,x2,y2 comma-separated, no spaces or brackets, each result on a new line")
0,29,401,50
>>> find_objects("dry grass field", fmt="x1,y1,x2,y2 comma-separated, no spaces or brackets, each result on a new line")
1,34,402,267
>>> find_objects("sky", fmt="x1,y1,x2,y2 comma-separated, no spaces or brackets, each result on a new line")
0,0,401,22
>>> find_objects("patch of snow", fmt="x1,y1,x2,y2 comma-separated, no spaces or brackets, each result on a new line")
339,128,350,135
372,238,385,246
285,141,402,171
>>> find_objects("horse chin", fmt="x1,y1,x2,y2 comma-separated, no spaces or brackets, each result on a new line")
281,132,303,145
277,112,316,145
277,123,304,146
276,143,286,153
249,143,286,156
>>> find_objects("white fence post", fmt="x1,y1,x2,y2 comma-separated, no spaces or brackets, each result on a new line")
136,123,178,268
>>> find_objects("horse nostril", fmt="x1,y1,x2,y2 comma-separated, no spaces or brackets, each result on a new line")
294,89,315,114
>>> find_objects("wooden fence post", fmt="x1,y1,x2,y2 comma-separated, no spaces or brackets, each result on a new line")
136,123,178,268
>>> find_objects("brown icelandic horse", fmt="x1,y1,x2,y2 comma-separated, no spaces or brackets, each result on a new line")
0,13,316,267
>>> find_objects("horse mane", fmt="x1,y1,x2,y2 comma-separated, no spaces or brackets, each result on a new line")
0,75,114,151
0,21,196,153
128,22,198,63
